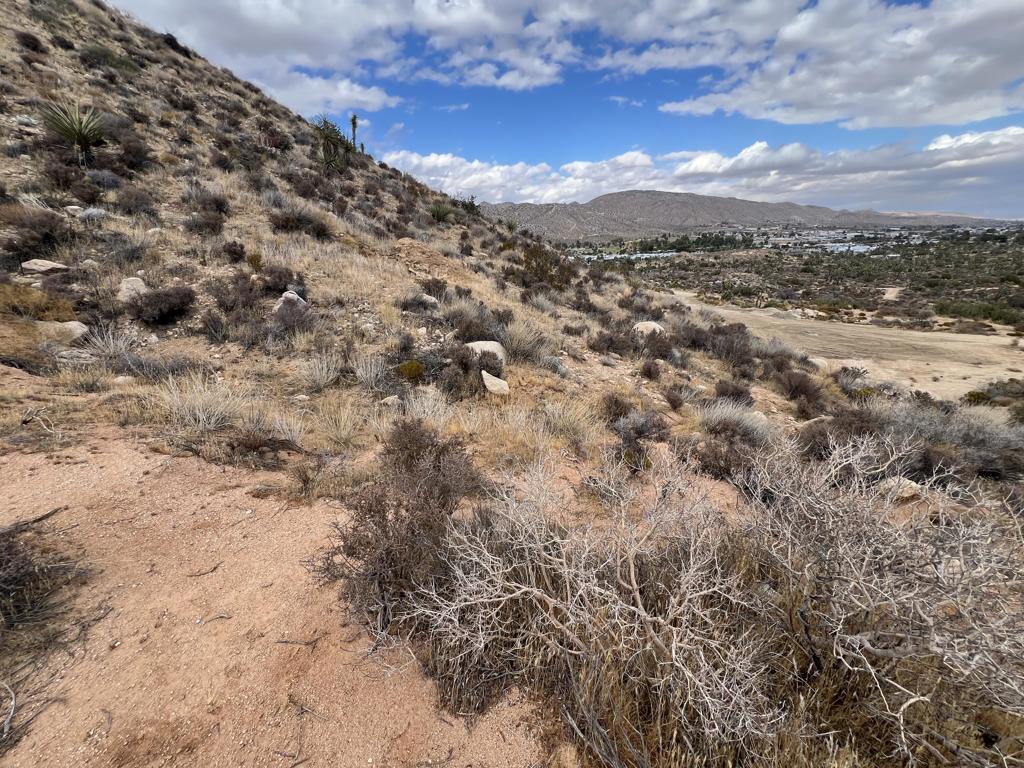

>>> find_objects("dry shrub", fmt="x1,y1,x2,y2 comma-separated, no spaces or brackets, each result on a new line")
268,203,333,240
127,285,195,324
309,420,483,629
774,370,821,402
0,517,80,755
713,378,754,405
324,438,1024,767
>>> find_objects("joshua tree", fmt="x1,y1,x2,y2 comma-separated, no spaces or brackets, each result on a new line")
350,113,358,148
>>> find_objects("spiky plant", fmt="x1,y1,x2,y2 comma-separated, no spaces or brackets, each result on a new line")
429,202,454,224
40,101,105,163
310,114,352,172
350,113,358,147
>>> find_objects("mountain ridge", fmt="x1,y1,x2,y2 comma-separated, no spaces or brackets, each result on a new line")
481,189,1003,242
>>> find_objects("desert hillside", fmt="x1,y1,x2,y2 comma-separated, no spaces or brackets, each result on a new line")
482,190,997,242
2,2,1024,768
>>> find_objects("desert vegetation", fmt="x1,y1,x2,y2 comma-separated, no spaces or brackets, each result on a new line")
1,2,1023,766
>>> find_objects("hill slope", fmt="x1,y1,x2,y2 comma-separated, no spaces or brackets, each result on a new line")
482,189,996,241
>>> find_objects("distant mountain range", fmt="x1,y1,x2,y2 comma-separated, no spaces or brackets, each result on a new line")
480,190,1000,242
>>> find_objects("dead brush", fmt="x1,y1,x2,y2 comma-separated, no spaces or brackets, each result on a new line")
320,434,1024,767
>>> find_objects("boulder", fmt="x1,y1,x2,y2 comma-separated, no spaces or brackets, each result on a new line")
36,320,89,343
273,290,308,313
481,370,510,395
21,259,69,274
63,205,83,215
418,293,440,309
117,277,148,302
632,321,666,337
465,340,507,365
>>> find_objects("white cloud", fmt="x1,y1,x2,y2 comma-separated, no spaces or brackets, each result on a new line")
435,103,470,113
112,0,1024,128
384,126,1024,218
254,69,400,115
659,0,1024,128
608,96,644,108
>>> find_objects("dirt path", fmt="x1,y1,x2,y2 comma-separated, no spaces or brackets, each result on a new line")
677,292,1023,399
0,428,541,768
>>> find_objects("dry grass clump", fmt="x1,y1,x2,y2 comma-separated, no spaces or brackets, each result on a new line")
499,316,559,363
302,351,350,392
156,373,241,434
697,400,772,447
541,398,601,454
268,203,333,240
320,436,1024,767
314,394,364,450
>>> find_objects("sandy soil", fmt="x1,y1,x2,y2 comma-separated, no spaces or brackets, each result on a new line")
0,426,542,768
678,292,1024,399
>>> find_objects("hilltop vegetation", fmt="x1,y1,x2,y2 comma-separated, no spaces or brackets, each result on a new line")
1,1,1023,766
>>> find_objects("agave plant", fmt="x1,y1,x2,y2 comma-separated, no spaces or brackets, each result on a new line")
40,100,105,162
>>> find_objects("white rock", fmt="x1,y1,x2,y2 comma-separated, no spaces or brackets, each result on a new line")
113,375,135,386
117,277,148,302
21,259,69,274
419,293,440,309
465,340,507,365
877,476,924,503
63,205,83,215
81,259,99,270
632,321,666,337
481,370,510,395
379,395,402,408
36,320,88,342
272,290,308,313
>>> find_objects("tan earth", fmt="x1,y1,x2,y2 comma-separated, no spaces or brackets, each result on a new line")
0,423,543,768
678,292,1024,400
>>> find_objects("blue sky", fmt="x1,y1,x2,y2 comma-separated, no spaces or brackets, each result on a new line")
114,0,1024,217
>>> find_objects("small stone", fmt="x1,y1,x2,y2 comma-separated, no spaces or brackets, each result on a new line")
81,259,99,269
379,395,402,408
481,370,510,395
292,394,311,402
113,375,135,386
21,258,69,274
64,205,84,215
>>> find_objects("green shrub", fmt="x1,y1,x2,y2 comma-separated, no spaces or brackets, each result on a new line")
397,359,425,382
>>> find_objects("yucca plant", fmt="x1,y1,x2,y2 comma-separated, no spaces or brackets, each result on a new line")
429,202,454,224
40,100,105,163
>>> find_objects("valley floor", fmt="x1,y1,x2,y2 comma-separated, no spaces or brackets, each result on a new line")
677,291,1023,400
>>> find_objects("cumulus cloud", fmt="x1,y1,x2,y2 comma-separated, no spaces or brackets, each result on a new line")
255,69,400,115
112,0,1024,128
659,0,1024,128
384,127,1024,218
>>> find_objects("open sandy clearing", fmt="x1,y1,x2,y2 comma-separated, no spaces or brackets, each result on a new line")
0,426,541,768
677,292,1023,399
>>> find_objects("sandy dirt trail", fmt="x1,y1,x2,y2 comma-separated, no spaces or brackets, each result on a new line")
677,292,1023,399
0,422,541,768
